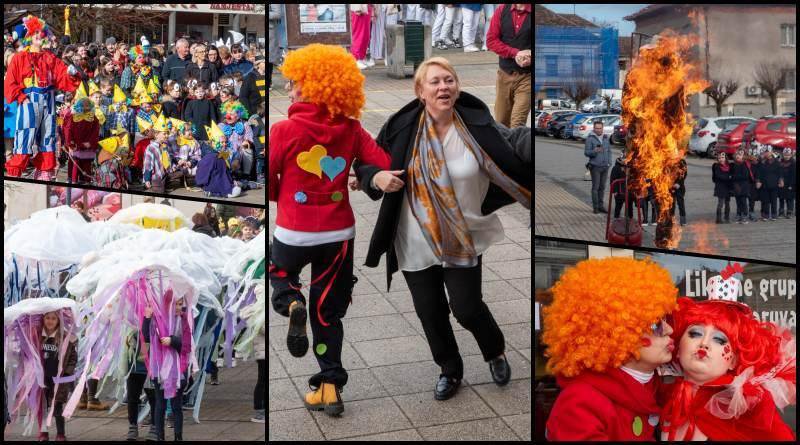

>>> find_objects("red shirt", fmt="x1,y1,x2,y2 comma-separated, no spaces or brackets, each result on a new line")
546,367,661,441
4,49,79,104
269,102,391,232
486,4,531,59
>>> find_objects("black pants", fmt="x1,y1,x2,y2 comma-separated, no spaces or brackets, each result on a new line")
43,386,65,435
614,194,634,219
761,187,779,217
671,194,686,218
126,373,155,426
270,237,355,388
734,194,749,217
402,256,505,381
255,359,266,410
642,198,659,223
153,379,185,441
716,196,730,214
779,187,794,214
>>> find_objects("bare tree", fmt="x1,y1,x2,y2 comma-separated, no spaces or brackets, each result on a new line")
601,94,614,113
704,78,739,117
753,61,789,115
561,78,597,111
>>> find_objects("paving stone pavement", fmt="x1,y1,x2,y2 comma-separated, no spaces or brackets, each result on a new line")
268,47,531,441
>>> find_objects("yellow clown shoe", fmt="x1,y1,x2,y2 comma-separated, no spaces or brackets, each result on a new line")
304,383,344,416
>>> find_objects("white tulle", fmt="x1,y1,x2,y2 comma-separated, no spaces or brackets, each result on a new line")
705,333,796,419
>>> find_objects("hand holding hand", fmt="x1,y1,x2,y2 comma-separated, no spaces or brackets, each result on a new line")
160,337,171,346
348,172,361,191
374,170,405,193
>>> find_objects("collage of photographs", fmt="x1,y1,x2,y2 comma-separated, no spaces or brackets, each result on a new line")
4,4,265,442
534,3,796,442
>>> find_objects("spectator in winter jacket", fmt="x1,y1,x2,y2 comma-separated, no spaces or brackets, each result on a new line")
239,55,265,116
670,158,688,226
222,43,254,77
777,147,795,218
161,39,192,86
755,149,783,220
584,120,612,213
711,152,733,223
730,149,755,224
609,153,635,219
185,44,219,85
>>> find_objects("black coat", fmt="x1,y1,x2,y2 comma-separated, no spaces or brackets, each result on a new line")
185,62,219,85
779,159,796,188
183,98,219,140
730,161,754,197
240,70,265,116
161,53,192,85
756,159,783,189
672,160,687,198
354,92,532,290
712,163,733,198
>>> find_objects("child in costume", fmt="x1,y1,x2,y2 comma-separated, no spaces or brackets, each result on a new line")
103,84,135,143
542,257,679,441
659,273,796,441
120,41,159,98
62,96,100,183
219,99,253,178
183,82,219,143
94,123,131,189
161,79,184,119
142,114,173,193
268,43,393,416
195,121,242,198
4,298,79,439
170,118,202,180
4,15,80,179
249,102,266,183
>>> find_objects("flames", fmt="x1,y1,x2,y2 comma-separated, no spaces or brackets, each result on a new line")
622,30,709,249
689,221,730,254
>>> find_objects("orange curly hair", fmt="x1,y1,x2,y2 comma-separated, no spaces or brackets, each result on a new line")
542,257,678,377
280,43,366,119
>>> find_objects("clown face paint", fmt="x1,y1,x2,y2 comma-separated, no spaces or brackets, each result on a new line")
678,324,736,385
635,319,675,369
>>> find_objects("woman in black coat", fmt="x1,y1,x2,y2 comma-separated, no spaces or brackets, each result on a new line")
353,60,531,401
670,158,688,225
730,149,754,223
711,152,733,223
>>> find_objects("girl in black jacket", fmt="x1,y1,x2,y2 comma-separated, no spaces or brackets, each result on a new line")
756,149,783,220
778,148,796,218
730,150,754,224
670,158,688,225
711,152,733,223
183,82,219,142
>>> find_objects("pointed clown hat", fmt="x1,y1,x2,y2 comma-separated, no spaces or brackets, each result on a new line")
98,136,119,154
132,76,148,98
152,113,169,133
113,84,127,104
146,79,160,96
88,80,100,96
74,81,89,100
138,91,154,104
205,120,226,145
136,116,153,133
169,118,187,132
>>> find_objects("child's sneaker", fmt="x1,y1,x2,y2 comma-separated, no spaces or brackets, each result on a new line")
251,409,265,423
127,424,138,441
287,300,309,357
167,412,174,428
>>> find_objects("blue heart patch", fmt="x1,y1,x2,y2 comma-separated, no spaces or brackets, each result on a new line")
320,156,346,182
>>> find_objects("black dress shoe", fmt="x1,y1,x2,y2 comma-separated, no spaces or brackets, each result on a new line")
434,376,461,401
489,354,511,386
287,301,309,357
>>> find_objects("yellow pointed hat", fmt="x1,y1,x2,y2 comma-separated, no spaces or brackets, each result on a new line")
169,118,186,131
152,103,162,113
74,82,88,100
113,84,127,104
88,80,100,96
132,76,147,97
205,120,225,143
98,136,119,154
147,79,160,96
138,91,153,104
152,113,169,132
136,116,153,133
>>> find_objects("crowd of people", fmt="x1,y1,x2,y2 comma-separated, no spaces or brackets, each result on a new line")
585,119,797,226
4,14,266,197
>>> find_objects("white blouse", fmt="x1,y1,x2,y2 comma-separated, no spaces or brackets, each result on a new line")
394,124,504,272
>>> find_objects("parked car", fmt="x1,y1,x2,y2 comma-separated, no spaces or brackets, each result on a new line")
688,116,756,157
564,113,597,139
546,112,578,138
571,114,621,140
538,99,573,110
742,117,796,153
612,123,627,145
716,121,756,156
581,99,605,112
536,110,575,135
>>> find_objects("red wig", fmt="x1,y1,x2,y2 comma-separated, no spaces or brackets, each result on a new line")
669,297,787,377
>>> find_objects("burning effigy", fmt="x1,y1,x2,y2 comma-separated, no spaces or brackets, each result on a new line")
622,30,709,248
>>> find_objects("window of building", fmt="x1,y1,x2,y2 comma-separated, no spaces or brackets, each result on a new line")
781,24,795,47
783,69,796,91
571,55,584,77
546,55,558,77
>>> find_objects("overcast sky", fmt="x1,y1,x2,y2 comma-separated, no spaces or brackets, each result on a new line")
542,4,649,36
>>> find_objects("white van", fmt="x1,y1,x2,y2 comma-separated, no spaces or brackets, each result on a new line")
539,99,572,110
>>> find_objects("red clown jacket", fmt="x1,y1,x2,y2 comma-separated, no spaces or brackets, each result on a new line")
4,50,79,104
545,367,662,441
62,109,100,159
658,375,796,441
269,102,391,232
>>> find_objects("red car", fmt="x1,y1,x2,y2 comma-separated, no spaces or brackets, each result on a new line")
612,124,627,145
716,121,755,156
742,117,796,153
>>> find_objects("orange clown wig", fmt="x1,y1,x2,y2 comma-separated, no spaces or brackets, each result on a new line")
280,43,365,119
542,257,678,377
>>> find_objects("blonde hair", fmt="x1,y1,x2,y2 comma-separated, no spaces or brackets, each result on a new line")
413,57,460,100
